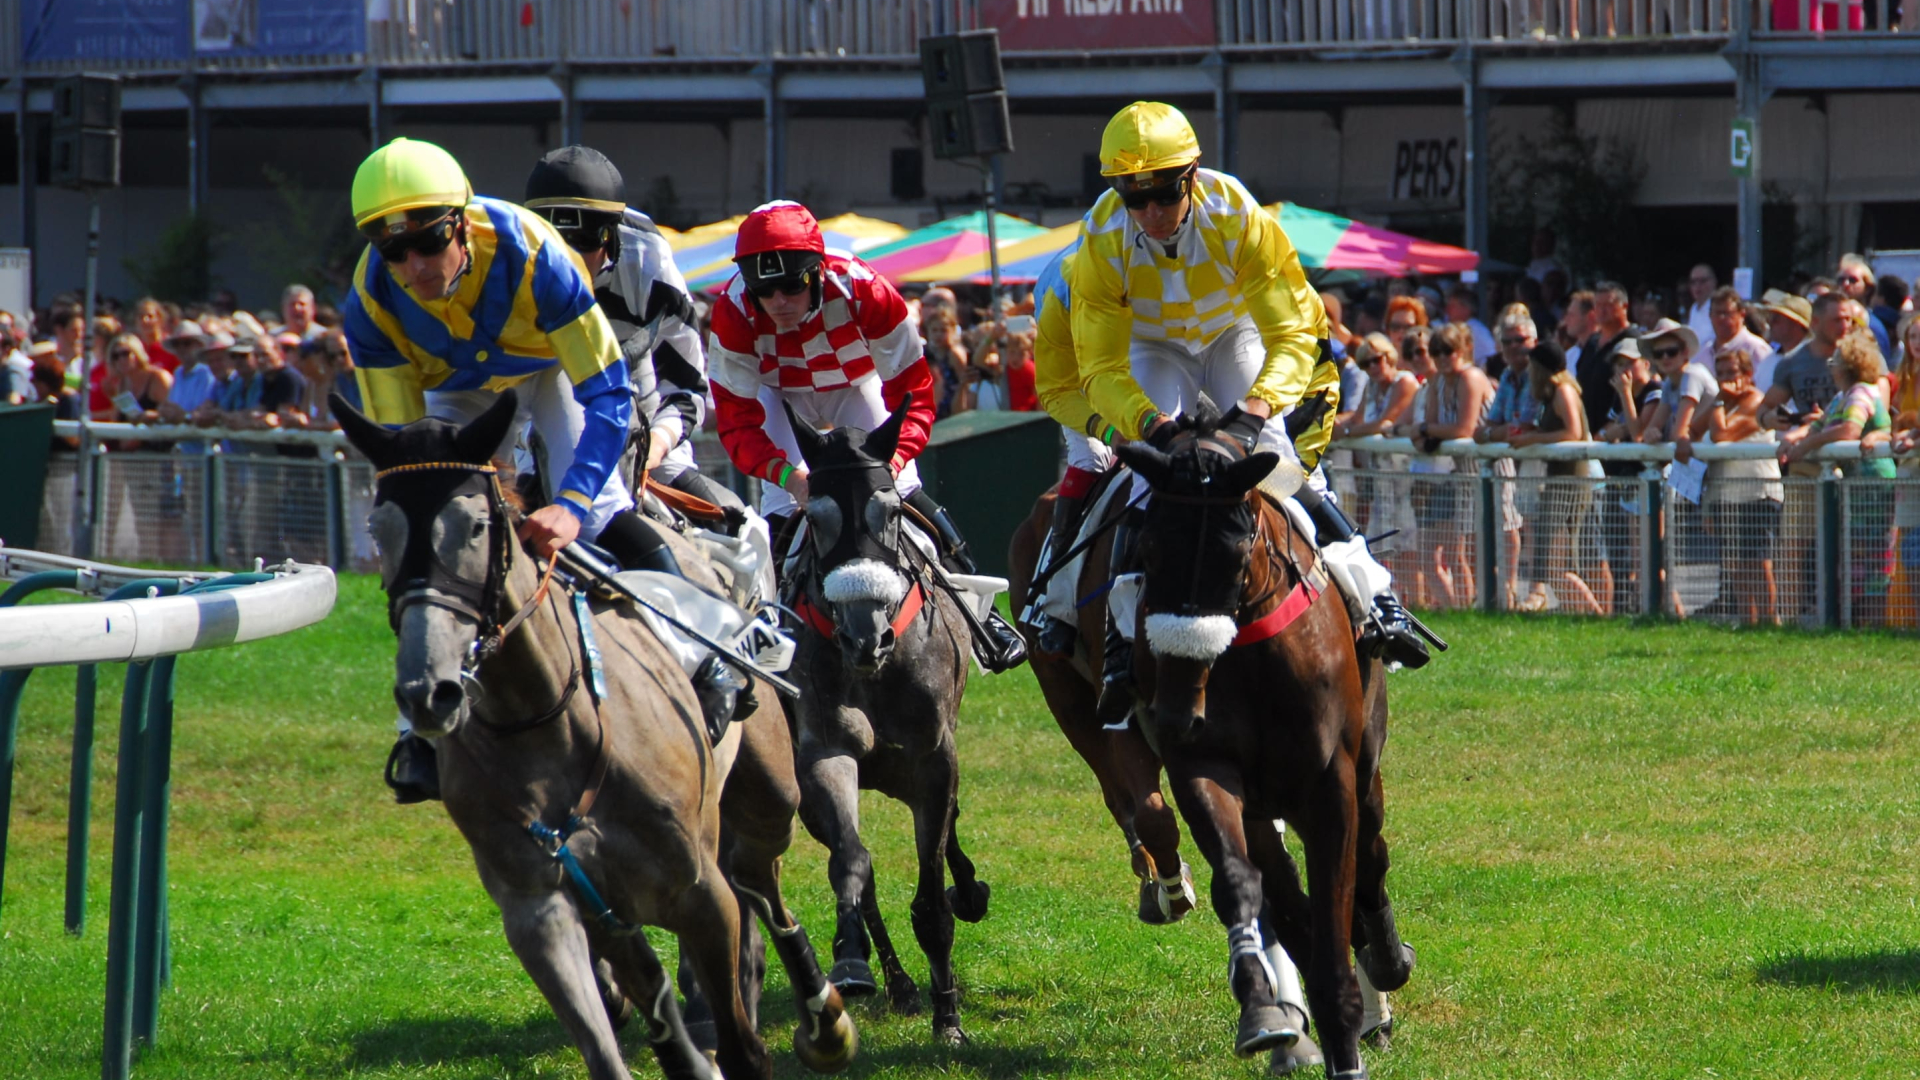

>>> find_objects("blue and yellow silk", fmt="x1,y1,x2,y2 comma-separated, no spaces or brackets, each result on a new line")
1031,238,1104,438
345,195,630,518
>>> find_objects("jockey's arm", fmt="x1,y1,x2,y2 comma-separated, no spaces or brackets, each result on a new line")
708,298,800,489
878,357,937,473
1234,204,1326,421
534,230,635,522
1069,234,1161,442
1034,287,1110,443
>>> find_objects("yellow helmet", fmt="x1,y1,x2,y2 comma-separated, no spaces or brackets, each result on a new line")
1098,102,1201,178
351,138,473,233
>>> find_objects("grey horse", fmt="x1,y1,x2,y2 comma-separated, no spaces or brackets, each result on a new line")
335,392,856,1080
781,407,993,1047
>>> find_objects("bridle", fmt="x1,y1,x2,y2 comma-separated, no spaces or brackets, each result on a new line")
374,461,559,681
790,459,926,640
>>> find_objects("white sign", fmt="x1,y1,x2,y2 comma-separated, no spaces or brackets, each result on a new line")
1732,266,1754,301
0,249,31,320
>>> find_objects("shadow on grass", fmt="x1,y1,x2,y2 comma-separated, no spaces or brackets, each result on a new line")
1756,949,1920,993
340,1012,573,1071
840,1039,1074,1078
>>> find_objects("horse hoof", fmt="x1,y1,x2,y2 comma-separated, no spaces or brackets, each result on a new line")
828,958,878,998
1361,1017,1393,1050
1136,876,1171,925
1136,863,1197,925
1165,862,1197,921
1327,1069,1370,1080
935,1020,969,1048
1267,1030,1324,1076
1358,942,1416,993
947,880,991,924
887,981,924,1016
793,1008,859,1074
1234,1004,1300,1058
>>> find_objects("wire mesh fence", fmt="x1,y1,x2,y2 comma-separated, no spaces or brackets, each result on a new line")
1330,466,1481,611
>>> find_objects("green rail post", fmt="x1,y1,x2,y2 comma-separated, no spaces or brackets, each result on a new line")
1477,467,1497,614
0,569,85,924
97,578,180,1080
69,661,99,935
1640,469,1665,617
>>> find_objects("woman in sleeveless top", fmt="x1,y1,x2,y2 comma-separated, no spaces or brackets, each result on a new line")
1414,323,1492,609
1704,342,1783,625
1335,331,1418,545
1509,341,1603,614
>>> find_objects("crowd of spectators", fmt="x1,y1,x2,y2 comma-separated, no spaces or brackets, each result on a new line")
1327,246,1920,627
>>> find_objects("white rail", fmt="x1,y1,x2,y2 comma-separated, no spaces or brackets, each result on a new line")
1332,434,1889,465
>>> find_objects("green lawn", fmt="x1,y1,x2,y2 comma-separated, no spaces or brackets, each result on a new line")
4,575,1919,1078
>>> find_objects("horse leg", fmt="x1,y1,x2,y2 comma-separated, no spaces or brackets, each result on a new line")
943,800,991,924
795,750,883,1000
1351,665,1412,1036
1294,756,1368,1080
594,926,721,1080
1166,763,1300,1060
907,750,967,1046
496,890,631,1080
672,862,774,1080
859,861,923,1014
1248,825,1324,1077
1110,726,1192,925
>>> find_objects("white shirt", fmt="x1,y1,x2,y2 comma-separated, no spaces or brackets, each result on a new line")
1690,326,1776,394
1686,300,1716,348
2,348,34,403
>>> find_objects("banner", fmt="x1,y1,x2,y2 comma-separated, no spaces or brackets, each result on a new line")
194,0,365,57
22,0,191,63
982,0,1216,51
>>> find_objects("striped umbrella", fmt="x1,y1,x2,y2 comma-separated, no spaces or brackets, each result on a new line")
672,213,911,292
854,212,1050,282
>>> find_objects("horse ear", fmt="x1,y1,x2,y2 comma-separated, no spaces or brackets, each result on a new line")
330,392,400,468
783,401,829,468
862,405,907,465
453,390,517,466
1113,441,1175,487
1190,393,1223,431
1225,451,1282,494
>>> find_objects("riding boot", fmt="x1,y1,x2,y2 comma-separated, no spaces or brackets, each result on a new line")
906,489,1028,673
1094,506,1145,728
383,726,440,804
1028,490,1089,656
596,509,755,734
1295,487,1436,670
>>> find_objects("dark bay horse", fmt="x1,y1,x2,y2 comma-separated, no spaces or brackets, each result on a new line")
782,407,993,1047
335,393,855,1080
1105,414,1414,1080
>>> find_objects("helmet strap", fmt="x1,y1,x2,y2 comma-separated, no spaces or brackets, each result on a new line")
441,215,475,298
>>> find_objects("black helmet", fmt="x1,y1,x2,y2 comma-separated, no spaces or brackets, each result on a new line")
525,145,626,254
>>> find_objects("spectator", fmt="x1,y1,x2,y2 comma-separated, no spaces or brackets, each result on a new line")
1684,264,1717,345
1510,341,1600,614
1639,319,1710,458
1634,288,1671,331
922,308,970,416
1321,288,1355,355
29,351,79,449
154,321,218,431
1578,281,1636,437
191,331,239,427
1394,326,1444,607
1559,290,1594,365
1761,290,1812,354
282,284,325,343
86,316,123,415
1479,306,1539,608
94,333,171,423
1444,284,1497,365
970,319,1037,413
130,297,179,373
1541,268,1570,323
1890,312,1920,626
1600,337,1660,443
1782,331,1895,623
1703,342,1783,625
1872,274,1908,335
296,330,360,424
1413,323,1491,607
1837,253,1892,354
1384,294,1427,352
1764,291,1845,427
1525,226,1562,283
2,325,31,403
50,309,85,371
1694,286,1776,392
1339,331,1416,548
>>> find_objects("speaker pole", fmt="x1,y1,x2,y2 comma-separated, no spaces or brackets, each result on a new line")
72,193,99,559
981,155,1002,325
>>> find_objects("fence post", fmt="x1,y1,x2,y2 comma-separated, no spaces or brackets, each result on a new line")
1477,467,1497,613
205,452,225,569
1819,467,1841,628
1640,468,1664,617
101,659,152,1080
324,457,347,570
67,662,98,935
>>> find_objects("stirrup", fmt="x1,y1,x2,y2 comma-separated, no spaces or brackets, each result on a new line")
1033,610,1077,656
384,732,440,804
1362,596,1430,671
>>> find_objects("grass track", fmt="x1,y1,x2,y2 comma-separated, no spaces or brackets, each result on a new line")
3,574,1919,1078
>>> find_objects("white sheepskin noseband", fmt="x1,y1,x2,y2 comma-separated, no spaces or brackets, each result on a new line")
823,558,909,606
1144,612,1238,661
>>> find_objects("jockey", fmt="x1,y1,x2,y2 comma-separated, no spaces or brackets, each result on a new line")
707,199,1026,670
1023,237,1119,656
522,145,745,517
344,137,739,803
1069,102,1431,713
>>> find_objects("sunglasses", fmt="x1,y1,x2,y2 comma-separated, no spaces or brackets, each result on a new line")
110,349,134,359
1649,345,1685,361
368,213,458,263
1121,183,1187,211
1498,336,1529,347
747,270,814,300
1387,320,1417,332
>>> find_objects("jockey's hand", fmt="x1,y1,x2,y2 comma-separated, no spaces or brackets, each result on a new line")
1145,418,1179,451
782,466,811,507
518,503,582,559
1219,404,1267,452
644,432,672,472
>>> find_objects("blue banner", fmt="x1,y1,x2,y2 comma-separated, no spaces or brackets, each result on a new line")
22,0,192,63
194,0,365,57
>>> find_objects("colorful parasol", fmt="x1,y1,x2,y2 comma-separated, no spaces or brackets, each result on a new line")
853,212,1051,282
672,213,911,292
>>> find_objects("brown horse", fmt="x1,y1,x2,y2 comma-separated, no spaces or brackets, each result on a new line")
335,393,856,1080
1099,413,1413,1079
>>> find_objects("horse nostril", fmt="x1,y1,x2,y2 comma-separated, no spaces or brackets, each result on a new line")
877,628,895,653
430,680,465,715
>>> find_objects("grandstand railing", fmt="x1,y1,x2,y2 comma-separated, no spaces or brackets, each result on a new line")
35,421,755,577
1328,435,1914,630
7,0,1894,77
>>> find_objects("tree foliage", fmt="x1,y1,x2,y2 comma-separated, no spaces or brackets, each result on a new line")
121,213,220,304
1489,110,1645,284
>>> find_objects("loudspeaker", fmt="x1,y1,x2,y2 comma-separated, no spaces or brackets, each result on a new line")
928,92,1013,161
919,31,1004,98
50,74,120,190
920,30,1012,160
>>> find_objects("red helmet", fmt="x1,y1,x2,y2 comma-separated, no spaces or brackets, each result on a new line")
735,201,825,284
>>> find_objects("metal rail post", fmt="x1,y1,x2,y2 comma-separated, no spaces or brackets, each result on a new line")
1821,471,1843,628
1477,467,1497,613
0,570,85,923
1640,468,1664,617
68,660,98,934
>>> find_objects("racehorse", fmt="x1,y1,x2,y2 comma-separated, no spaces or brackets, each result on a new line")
781,406,994,1047
1104,411,1415,1079
334,392,855,1080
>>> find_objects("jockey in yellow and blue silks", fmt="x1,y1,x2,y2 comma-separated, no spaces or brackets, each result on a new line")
343,137,742,804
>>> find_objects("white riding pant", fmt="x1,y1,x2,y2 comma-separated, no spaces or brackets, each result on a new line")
750,383,923,519
1064,424,1115,474
424,365,634,541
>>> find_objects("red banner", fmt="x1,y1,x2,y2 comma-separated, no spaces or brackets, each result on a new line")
981,0,1217,51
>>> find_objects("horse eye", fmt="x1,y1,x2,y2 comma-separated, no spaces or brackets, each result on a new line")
807,497,843,552
866,490,900,539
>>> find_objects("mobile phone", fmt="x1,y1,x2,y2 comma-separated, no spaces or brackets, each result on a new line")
1004,314,1034,334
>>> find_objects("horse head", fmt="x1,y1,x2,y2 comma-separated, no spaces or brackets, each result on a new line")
786,402,914,676
332,390,520,738
1113,411,1278,745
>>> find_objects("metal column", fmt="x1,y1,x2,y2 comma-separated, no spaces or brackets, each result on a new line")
186,78,209,216
1206,52,1238,175
365,68,385,148
759,63,785,202
1731,32,1767,286
15,79,35,283
1461,54,1492,308
556,68,581,149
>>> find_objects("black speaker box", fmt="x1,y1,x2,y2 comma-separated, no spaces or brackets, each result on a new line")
52,75,120,133
919,30,1004,98
50,129,119,190
928,92,1012,160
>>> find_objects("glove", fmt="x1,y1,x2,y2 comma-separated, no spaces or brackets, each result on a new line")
1218,405,1266,453
1145,417,1179,452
